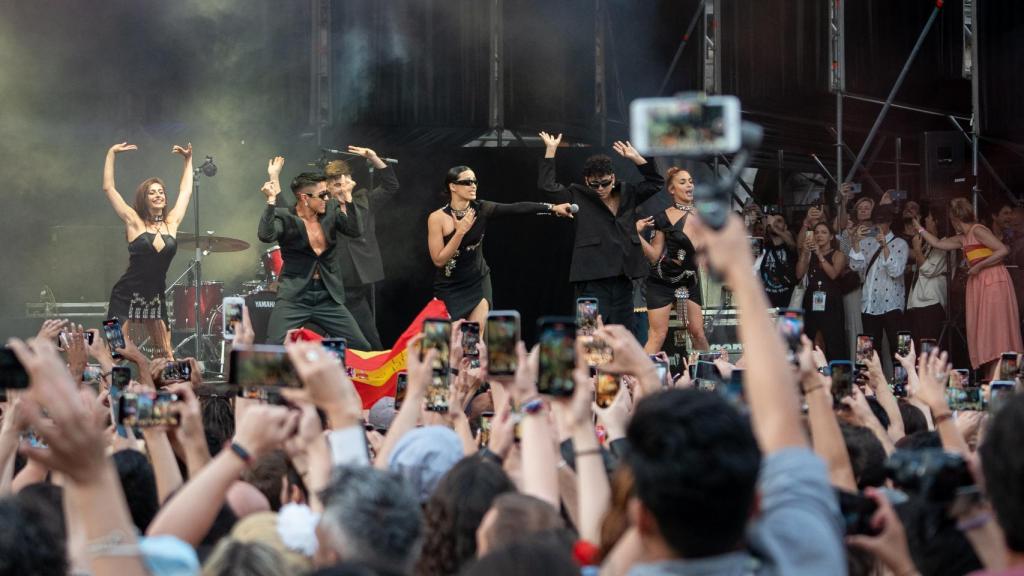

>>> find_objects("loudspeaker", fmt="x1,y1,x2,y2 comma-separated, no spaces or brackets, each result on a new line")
920,131,968,199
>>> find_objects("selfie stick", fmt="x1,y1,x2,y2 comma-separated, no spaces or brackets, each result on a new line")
694,122,763,231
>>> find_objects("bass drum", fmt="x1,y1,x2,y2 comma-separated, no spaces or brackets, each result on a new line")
246,290,277,344
170,281,224,333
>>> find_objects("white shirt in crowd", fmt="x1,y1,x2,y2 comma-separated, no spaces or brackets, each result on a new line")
908,245,947,311
848,230,909,315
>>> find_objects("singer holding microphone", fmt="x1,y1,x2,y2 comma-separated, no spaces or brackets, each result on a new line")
428,165,574,325
102,141,194,359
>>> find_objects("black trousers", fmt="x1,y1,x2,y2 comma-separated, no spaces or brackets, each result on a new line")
861,309,905,359
345,282,383,350
574,276,635,332
265,279,371,349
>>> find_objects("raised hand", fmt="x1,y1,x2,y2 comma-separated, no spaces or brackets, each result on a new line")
612,140,644,164
285,342,361,428
8,338,108,484
914,348,950,414
234,404,300,460
267,156,285,177
636,216,655,235
234,305,255,347
109,142,137,154
539,131,563,149
261,181,278,200
454,209,477,235
171,142,193,160
36,319,68,344
347,146,377,159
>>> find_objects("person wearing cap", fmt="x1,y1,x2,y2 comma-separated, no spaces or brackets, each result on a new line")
849,204,909,366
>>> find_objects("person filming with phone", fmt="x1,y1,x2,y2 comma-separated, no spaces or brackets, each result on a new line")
848,206,909,368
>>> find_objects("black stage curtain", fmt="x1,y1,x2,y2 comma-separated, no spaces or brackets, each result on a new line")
843,0,969,114
978,1,1024,143
719,0,831,112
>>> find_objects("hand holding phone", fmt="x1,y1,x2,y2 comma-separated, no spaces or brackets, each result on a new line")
102,318,126,359
222,296,245,340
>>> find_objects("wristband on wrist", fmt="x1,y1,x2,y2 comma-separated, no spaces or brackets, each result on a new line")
956,511,992,532
230,442,253,466
522,397,546,415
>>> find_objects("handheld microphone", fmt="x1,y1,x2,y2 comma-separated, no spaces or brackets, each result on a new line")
538,203,579,216
321,147,399,166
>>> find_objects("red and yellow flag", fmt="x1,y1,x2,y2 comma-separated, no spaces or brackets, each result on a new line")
345,299,448,408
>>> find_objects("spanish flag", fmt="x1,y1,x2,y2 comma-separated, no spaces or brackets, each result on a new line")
346,299,449,408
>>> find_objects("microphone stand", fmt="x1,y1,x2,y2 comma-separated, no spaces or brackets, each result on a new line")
192,165,203,362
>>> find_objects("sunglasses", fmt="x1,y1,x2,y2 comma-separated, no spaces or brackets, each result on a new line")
304,191,331,201
587,178,614,189
454,179,478,187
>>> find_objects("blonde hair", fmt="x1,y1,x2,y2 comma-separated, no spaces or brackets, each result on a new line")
324,159,350,178
948,197,977,223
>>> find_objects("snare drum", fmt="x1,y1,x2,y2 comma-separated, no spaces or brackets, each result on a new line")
170,281,224,332
262,246,283,282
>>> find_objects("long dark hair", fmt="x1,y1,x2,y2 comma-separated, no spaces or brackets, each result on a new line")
813,221,840,252
415,457,515,576
133,177,168,222
442,165,473,201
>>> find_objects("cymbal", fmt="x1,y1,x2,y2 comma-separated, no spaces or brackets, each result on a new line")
176,233,250,253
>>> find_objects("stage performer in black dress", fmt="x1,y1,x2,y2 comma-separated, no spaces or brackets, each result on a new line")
637,167,709,354
259,158,371,348
428,166,574,325
103,141,193,359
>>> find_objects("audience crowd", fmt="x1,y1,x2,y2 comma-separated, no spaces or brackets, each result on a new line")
2,187,1024,576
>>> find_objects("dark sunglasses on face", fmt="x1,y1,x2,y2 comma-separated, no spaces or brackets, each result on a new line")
455,179,478,187
587,178,614,189
304,191,331,200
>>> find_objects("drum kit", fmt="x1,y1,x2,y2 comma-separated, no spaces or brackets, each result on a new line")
164,233,283,374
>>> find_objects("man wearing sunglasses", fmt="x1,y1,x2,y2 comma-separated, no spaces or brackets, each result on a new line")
538,132,664,330
258,161,371,348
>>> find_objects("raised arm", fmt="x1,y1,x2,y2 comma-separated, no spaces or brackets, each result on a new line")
146,405,298,545
914,218,964,251
165,143,194,227
698,215,807,452
612,140,664,204
637,218,662,264
798,337,857,491
102,143,143,226
257,181,284,243
538,131,572,203
428,210,474,268
347,146,399,202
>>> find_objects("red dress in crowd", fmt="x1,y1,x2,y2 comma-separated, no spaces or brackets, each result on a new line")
963,224,1023,368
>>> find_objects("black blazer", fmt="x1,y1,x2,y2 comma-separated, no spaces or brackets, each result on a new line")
257,198,361,305
538,157,664,282
336,166,399,286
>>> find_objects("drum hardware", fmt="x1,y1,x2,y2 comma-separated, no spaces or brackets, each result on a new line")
165,229,250,375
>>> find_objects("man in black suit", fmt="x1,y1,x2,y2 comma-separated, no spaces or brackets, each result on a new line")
324,146,399,350
538,132,664,330
258,161,371,348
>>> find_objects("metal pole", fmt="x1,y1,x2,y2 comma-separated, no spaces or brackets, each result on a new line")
192,172,201,361
947,116,1011,194
895,136,901,196
657,1,705,96
595,0,607,146
834,0,845,226
845,2,943,183
970,0,980,214
777,149,785,208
